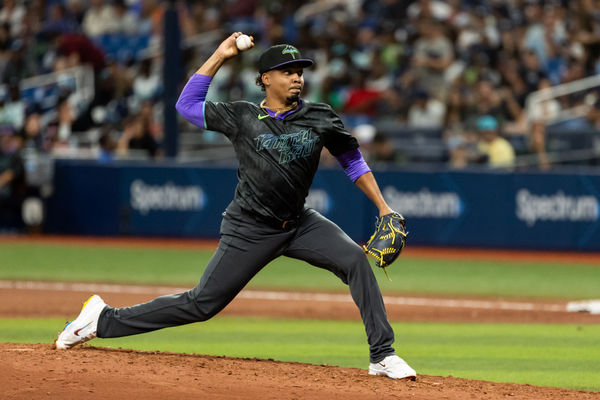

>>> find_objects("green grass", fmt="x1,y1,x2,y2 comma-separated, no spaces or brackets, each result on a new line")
1,243,599,298
2,317,599,391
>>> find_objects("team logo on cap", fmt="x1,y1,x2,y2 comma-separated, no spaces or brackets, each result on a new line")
282,45,299,59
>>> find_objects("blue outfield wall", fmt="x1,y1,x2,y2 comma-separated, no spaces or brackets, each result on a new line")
45,160,600,251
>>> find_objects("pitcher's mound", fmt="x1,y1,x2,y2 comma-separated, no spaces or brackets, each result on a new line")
1,343,597,400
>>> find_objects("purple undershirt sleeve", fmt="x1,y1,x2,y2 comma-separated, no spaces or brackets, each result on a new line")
335,148,371,182
175,74,212,129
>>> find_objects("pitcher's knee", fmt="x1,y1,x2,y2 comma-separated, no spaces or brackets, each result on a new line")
340,244,371,272
189,299,222,321
194,293,230,320
188,288,227,321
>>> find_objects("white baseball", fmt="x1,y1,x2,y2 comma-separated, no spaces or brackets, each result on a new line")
235,34,252,51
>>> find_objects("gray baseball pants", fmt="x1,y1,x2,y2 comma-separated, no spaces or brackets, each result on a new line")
97,201,396,362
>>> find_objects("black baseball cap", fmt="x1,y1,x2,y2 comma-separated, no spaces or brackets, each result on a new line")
258,44,314,74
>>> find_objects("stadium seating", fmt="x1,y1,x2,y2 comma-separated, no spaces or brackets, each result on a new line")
92,33,151,64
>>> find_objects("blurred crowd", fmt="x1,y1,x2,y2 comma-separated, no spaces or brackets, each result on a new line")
194,0,600,170
4,0,600,228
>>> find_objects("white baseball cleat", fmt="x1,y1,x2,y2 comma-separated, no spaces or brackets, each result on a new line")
369,355,417,380
55,295,107,350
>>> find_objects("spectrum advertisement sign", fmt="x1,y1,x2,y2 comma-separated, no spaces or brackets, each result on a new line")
371,170,600,250
118,166,236,236
46,160,600,250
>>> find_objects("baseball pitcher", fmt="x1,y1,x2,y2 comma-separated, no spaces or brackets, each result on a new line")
55,32,415,380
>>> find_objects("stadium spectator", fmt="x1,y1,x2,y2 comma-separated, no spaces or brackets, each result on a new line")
18,109,47,153
369,132,405,165
1,38,36,84
137,0,160,36
465,79,525,134
446,133,470,170
343,70,382,117
0,129,25,230
0,0,25,37
443,83,470,130
41,3,78,35
523,1,548,69
117,114,159,158
519,50,547,96
475,115,515,169
132,58,161,102
21,1,45,37
0,23,12,55
46,95,74,148
105,0,140,35
569,1,600,75
82,0,115,38
402,17,454,100
139,100,163,143
407,0,453,21
54,32,106,73
498,54,529,107
105,59,135,101
0,82,25,131
407,88,446,128
528,79,561,170
528,79,561,125
146,0,197,41
66,0,86,27
97,129,117,163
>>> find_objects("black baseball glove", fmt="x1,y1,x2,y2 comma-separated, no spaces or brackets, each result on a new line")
363,212,407,276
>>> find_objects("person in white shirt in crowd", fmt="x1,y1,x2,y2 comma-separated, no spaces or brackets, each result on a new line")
407,89,446,129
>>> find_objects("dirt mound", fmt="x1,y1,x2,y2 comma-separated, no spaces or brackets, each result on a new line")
2,343,598,400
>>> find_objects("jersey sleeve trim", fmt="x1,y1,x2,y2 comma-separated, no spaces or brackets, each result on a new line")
335,148,371,182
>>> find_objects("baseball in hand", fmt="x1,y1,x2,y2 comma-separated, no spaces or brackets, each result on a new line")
235,34,252,51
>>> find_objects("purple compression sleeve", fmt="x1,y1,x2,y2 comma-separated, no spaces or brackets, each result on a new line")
335,148,371,182
175,74,212,129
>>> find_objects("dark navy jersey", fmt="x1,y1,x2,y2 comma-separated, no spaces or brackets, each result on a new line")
204,100,358,221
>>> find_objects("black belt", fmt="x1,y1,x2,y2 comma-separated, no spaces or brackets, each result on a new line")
239,206,300,231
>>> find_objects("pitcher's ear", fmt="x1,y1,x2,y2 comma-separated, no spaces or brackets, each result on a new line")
262,72,270,86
